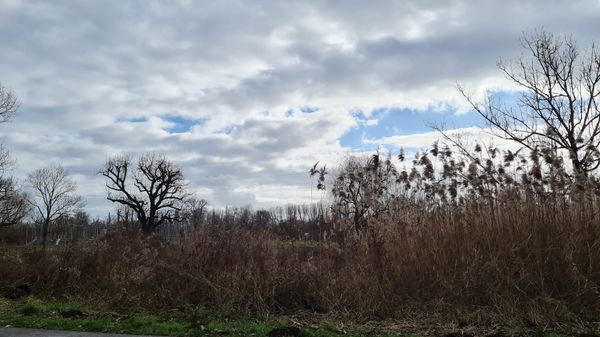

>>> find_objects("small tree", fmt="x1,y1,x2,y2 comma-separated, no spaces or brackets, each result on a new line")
331,152,397,234
27,165,85,248
461,30,600,176
101,153,186,235
183,197,208,230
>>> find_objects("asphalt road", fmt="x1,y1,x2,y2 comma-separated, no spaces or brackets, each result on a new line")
0,327,163,337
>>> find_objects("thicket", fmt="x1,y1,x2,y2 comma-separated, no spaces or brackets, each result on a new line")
2,142,600,324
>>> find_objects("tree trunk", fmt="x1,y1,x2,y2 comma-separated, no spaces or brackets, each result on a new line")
572,158,587,177
354,210,362,235
41,219,49,249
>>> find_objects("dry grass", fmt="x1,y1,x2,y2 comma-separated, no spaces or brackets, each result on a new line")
2,144,600,324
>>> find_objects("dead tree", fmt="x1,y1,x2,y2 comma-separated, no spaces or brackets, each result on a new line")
101,153,186,235
27,165,85,248
460,30,600,176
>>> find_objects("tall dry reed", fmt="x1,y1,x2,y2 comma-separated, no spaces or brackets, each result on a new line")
2,143,600,322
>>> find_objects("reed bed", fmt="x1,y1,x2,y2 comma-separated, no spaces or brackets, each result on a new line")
2,144,600,323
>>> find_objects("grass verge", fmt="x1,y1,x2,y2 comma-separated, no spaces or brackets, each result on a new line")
1,297,599,337
0,297,400,337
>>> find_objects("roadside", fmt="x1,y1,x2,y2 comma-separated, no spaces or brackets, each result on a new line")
1,297,599,337
0,327,162,337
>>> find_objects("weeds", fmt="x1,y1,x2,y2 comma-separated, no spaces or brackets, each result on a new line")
2,143,600,324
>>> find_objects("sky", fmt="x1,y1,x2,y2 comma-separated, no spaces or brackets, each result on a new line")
0,0,599,217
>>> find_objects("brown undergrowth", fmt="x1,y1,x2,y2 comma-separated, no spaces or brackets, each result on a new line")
2,202,600,323
2,145,600,324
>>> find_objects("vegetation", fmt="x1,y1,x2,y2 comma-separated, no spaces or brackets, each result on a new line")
27,165,85,248
0,177,28,227
460,30,600,176
0,83,27,228
1,297,599,337
2,144,600,322
101,153,187,234
3,30,600,336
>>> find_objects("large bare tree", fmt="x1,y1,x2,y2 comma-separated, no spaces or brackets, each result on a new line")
101,153,186,235
461,31,600,176
27,165,85,248
0,82,27,227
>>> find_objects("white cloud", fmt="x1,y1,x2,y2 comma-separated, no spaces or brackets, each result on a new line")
0,0,598,216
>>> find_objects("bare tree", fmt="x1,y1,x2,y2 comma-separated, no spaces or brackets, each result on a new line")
101,153,186,235
0,83,27,227
183,197,208,230
27,165,85,248
0,178,29,227
0,82,18,173
460,30,600,176
0,82,18,124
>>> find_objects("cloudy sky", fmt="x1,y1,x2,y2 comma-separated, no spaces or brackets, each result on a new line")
0,0,599,217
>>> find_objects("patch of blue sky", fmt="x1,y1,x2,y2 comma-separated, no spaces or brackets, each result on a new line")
340,107,483,151
163,115,206,134
283,106,320,118
117,116,147,123
340,89,522,151
218,125,236,135
300,105,319,113
488,89,521,102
